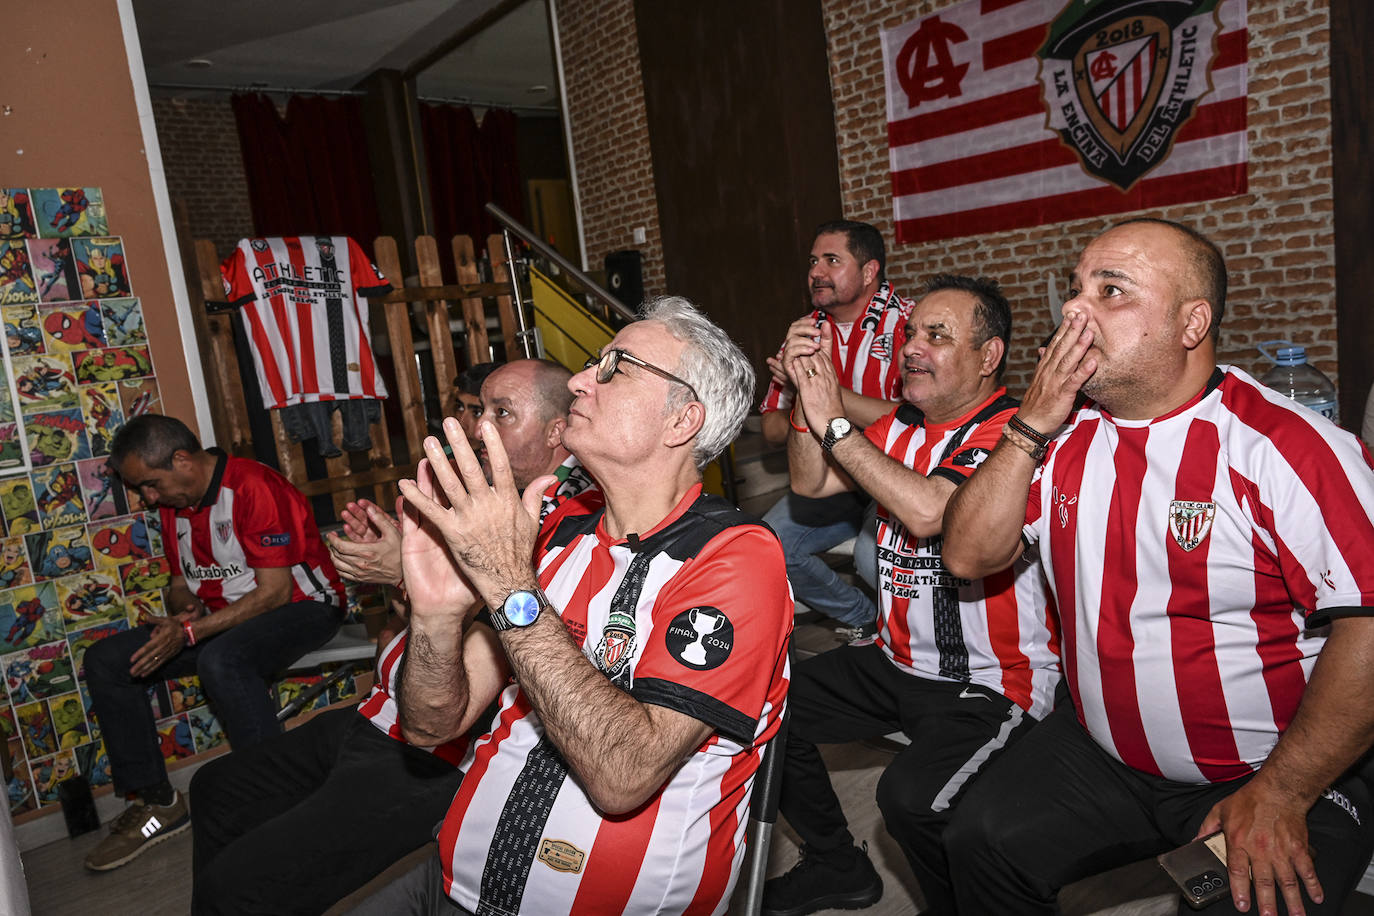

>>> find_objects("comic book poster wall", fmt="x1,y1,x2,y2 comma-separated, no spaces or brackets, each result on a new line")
0,185,371,819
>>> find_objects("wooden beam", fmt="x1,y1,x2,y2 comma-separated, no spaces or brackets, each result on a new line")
452,234,491,365
416,236,460,420
487,233,521,357
373,236,428,462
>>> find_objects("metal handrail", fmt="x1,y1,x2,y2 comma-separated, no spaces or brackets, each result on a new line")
484,202,637,323
484,202,740,507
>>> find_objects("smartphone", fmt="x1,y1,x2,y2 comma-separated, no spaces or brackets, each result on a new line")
1157,832,1230,909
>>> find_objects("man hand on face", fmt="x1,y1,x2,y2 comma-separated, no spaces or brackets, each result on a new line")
942,218,1374,916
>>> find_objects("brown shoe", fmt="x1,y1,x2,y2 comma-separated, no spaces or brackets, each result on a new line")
83,791,190,871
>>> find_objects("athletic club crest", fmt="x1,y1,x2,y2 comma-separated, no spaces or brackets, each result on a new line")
592,609,637,687
870,332,894,362
1038,0,1226,190
1168,499,1215,551
215,521,233,544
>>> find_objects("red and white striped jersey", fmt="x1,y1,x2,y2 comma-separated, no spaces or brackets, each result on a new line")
866,392,1060,718
758,281,913,413
1025,367,1374,783
221,236,391,408
358,460,601,757
162,451,344,611
438,486,791,916
356,630,470,764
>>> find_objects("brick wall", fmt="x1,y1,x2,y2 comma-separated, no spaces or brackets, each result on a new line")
823,0,1334,396
555,0,666,294
557,0,1336,397
150,96,256,260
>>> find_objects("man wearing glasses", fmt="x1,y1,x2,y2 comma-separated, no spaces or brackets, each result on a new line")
351,297,792,915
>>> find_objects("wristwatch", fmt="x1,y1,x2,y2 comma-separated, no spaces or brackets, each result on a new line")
490,587,551,631
821,417,853,452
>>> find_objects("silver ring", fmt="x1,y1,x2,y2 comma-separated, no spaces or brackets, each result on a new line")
805,367,817,379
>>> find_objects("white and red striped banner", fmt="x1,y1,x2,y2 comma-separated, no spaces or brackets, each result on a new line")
880,0,1248,244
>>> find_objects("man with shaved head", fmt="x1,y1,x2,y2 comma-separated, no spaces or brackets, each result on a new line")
942,218,1374,915
192,358,595,915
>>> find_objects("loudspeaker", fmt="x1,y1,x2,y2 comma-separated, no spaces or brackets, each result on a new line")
604,250,644,310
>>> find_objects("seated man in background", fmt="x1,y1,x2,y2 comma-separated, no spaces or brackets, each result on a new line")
190,358,596,915
760,220,913,639
942,219,1374,915
326,358,592,589
351,298,791,915
452,361,497,449
84,414,343,872
764,276,1058,916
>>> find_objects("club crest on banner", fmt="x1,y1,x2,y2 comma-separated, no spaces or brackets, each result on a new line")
1168,499,1215,551
1038,0,1226,191
878,0,1247,243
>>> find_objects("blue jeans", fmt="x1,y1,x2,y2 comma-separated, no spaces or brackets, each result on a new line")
84,599,341,796
763,490,876,628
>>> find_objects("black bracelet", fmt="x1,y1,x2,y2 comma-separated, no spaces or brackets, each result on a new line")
1007,414,1051,447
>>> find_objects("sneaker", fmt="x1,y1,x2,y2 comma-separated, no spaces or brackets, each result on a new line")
83,791,190,871
835,621,878,645
762,842,883,916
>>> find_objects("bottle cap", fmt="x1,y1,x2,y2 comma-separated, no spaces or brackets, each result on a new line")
1258,340,1307,366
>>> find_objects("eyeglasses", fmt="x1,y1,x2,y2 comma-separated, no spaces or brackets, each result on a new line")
585,349,699,402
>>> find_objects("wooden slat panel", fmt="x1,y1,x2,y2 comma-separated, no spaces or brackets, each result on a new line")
269,411,308,489
451,234,490,366
416,236,460,421
194,241,254,456
487,233,523,357
324,410,352,517
375,281,509,303
297,462,418,497
373,236,426,461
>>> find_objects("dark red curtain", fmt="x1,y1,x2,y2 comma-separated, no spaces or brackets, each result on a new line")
421,104,525,250
231,93,382,246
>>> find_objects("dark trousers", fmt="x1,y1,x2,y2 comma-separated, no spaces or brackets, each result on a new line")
191,705,464,916
778,643,1039,915
944,703,1374,915
83,599,340,796
345,852,474,916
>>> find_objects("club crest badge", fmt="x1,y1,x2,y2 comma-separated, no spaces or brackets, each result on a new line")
592,609,637,685
870,333,893,361
215,521,233,544
1037,0,1225,190
1168,499,1215,551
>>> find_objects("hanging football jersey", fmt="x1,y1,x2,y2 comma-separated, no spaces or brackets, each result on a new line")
221,236,391,409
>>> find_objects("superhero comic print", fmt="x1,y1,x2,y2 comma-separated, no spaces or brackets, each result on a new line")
0,183,377,817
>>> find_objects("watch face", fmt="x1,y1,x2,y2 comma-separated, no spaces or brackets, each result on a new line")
502,591,542,627
828,418,852,437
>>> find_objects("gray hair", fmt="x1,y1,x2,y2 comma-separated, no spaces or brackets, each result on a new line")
638,296,754,469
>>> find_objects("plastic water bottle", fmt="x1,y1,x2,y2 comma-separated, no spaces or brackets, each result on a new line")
1257,340,1338,420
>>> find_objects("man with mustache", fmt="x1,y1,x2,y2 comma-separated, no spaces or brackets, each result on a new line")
763,275,1059,916
759,220,914,638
